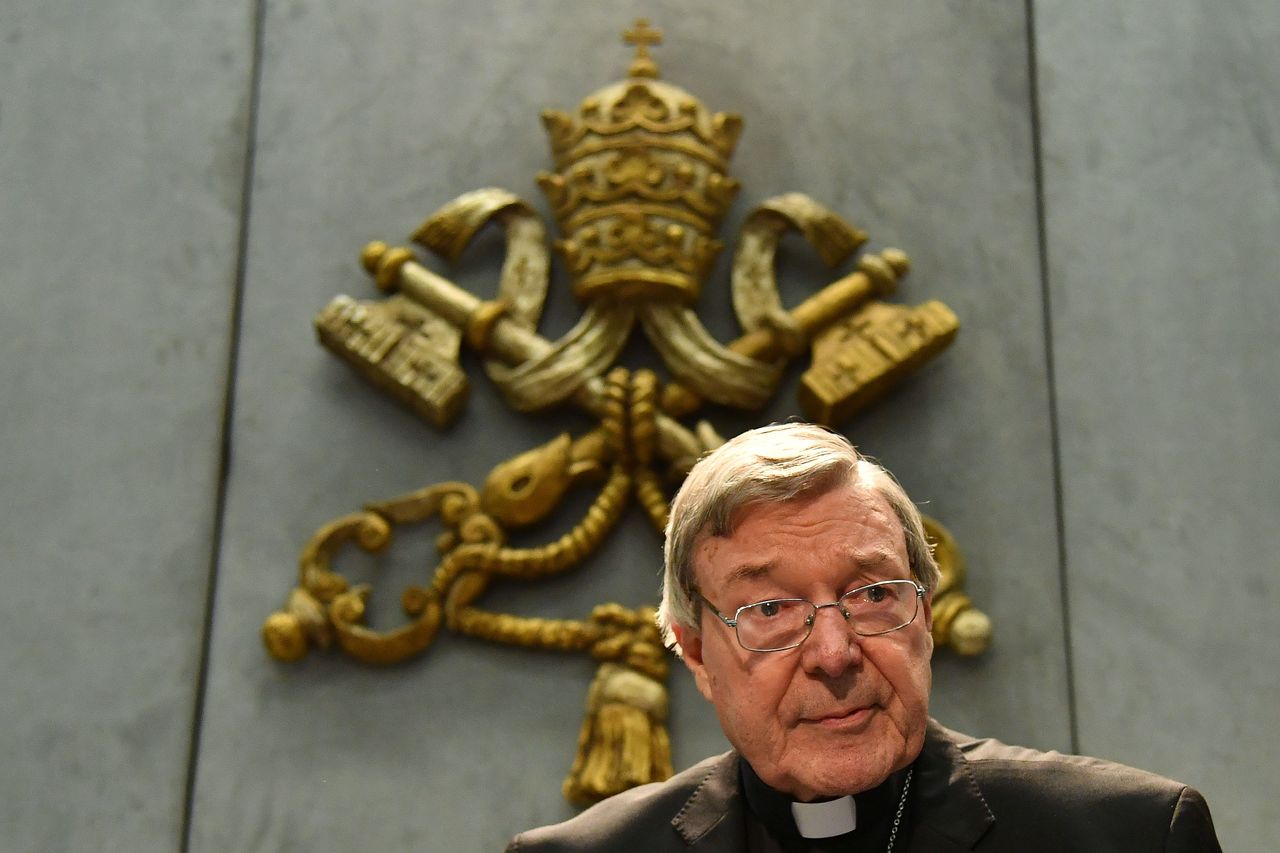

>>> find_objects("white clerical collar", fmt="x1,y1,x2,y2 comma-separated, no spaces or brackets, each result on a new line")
791,795,857,839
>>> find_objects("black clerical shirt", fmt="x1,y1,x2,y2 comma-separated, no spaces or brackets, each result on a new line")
740,760,914,853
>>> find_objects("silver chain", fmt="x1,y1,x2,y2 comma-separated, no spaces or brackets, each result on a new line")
884,767,913,853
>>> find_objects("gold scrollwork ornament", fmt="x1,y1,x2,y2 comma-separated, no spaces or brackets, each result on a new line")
263,19,991,806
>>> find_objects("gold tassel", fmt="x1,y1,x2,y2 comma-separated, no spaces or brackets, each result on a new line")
562,662,674,805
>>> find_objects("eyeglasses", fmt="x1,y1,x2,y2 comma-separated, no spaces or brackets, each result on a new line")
697,579,925,652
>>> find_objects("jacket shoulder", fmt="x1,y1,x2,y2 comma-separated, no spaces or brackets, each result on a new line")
930,723,1221,851
506,753,735,853
943,723,1188,801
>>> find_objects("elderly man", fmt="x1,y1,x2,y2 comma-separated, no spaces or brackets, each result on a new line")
508,423,1220,851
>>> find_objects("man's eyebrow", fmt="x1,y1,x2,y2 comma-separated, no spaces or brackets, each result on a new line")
723,562,774,586
854,549,894,568
718,549,900,590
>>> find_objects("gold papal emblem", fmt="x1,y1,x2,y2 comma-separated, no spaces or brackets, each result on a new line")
262,21,992,805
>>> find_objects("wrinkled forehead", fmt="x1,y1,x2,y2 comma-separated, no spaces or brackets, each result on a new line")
700,465,865,537
703,470,882,539
691,480,901,573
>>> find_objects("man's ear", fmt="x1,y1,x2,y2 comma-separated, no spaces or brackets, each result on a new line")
673,623,715,703
921,590,934,633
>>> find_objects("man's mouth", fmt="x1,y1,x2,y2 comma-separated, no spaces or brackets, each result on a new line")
803,705,877,729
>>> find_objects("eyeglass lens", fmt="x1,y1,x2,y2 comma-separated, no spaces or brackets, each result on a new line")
734,580,920,651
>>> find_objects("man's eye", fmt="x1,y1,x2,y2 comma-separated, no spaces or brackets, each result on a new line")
866,586,888,604
756,601,782,618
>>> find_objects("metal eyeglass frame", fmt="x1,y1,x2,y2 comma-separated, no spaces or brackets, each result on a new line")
696,578,926,652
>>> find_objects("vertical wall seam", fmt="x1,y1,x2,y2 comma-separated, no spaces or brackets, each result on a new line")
180,0,266,849
1024,0,1080,753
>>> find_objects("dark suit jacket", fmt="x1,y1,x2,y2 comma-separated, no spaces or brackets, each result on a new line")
506,720,1220,852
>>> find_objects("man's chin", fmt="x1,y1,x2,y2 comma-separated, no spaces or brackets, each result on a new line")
776,754,898,800
777,733,921,800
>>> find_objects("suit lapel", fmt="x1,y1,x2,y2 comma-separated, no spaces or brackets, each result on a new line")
672,723,994,852
908,721,995,851
671,752,747,850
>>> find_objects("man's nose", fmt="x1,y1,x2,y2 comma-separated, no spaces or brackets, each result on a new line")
800,603,863,677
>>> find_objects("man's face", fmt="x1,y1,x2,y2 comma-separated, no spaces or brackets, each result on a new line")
674,484,933,801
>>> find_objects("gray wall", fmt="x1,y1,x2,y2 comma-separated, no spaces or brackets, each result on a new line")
3,1,1274,850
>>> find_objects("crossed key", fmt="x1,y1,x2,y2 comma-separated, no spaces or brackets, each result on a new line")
320,224,957,465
